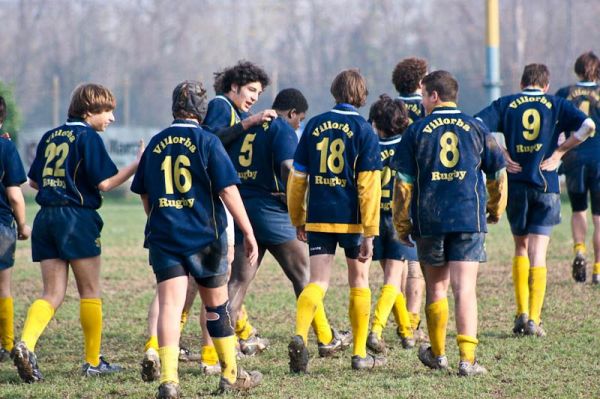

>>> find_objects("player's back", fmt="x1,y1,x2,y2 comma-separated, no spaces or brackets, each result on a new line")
293,103,381,229
476,89,586,192
556,82,600,159
378,135,402,214
397,105,503,235
228,117,297,199
28,120,117,209
397,94,425,125
0,136,26,225
133,119,238,253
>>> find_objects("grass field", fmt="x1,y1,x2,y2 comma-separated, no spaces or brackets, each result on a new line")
0,195,599,399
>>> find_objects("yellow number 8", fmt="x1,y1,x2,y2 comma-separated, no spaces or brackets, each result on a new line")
439,131,459,168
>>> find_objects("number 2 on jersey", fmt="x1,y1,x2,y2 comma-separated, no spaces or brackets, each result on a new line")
42,142,69,177
161,155,192,194
316,137,345,174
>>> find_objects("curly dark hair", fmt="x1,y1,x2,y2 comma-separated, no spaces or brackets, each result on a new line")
213,61,270,94
575,51,600,82
392,57,428,95
368,94,410,137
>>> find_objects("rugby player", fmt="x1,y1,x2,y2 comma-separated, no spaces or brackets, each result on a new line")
393,70,507,376
287,69,384,372
131,81,262,398
13,84,143,382
555,52,600,284
365,94,416,354
0,96,31,362
391,57,429,344
476,64,595,337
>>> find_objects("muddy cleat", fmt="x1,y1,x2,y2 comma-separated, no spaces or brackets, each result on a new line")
512,313,528,335
458,360,487,377
12,341,43,383
318,329,352,357
200,361,221,376
82,356,123,377
417,345,448,370
0,348,11,362
366,331,386,354
524,320,546,337
572,252,587,283
288,335,308,373
141,349,161,382
400,335,416,349
156,382,181,399
217,367,262,393
239,333,269,356
413,327,430,344
351,354,386,370
592,274,600,285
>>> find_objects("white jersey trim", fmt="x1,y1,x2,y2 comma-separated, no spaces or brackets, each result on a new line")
170,123,199,128
432,110,461,115
65,122,87,127
331,109,360,116
379,137,402,145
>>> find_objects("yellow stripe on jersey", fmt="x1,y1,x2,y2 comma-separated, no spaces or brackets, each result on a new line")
305,222,365,234
486,168,507,221
287,167,308,226
392,178,413,239
357,170,381,237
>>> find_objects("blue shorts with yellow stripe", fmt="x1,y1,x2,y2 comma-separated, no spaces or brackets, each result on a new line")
31,207,103,262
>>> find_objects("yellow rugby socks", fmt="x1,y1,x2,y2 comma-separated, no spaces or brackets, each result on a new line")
80,298,102,366
212,336,237,384
312,302,333,345
179,310,188,332
295,283,325,344
409,312,420,331
512,256,530,315
457,334,478,364
392,292,413,338
145,335,159,352
529,267,547,324
0,297,14,351
235,305,254,340
573,242,586,255
158,345,179,384
21,299,55,351
349,287,371,358
593,263,600,277
426,298,448,357
201,344,219,366
372,285,396,338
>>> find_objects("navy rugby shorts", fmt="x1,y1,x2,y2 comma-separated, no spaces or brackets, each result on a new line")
507,182,560,236
373,214,417,261
307,232,362,259
234,196,296,246
564,161,600,214
415,232,486,267
0,223,16,270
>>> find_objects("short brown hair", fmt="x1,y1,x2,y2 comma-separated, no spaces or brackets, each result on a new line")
392,57,428,95
330,69,368,107
520,64,550,88
421,70,458,102
574,51,600,82
368,94,409,137
68,83,116,119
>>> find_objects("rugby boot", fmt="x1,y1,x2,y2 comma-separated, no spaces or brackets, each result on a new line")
217,367,262,393
288,335,308,373
156,382,181,399
200,361,221,376
512,313,528,335
400,335,416,349
318,328,352,357
572,252,587,283
524,320,546,337
12,341,43,383
366,331,386,354
82,356,123,377
458,360,488,377
417,345,448,370
141,348,161,382
239,331,269,356
351,353,386,370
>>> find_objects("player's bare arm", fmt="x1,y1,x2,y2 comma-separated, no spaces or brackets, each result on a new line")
6,186,31,240
540,118,596,171
219,185,258,266
98,139,145,192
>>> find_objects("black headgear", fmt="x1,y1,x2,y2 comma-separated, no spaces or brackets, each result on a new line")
172,80,208,122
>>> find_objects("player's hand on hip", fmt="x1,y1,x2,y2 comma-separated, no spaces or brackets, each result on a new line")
296,225,307,242
17,224,31,240
540,152,561,171
502,148,522,173
358,236,374,263
243,233,259,266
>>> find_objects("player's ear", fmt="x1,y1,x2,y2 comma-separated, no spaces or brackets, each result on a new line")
288,109,296,119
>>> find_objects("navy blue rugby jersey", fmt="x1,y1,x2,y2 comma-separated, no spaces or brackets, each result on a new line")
131,120,240,254
476,88,587,192
293,103,382,228
228,116,297,199
397,94,426,125
28,119,118,209
203,95,247,134
379,134,402,215
0,136,26,225
394,105,505,236
555,82,600,166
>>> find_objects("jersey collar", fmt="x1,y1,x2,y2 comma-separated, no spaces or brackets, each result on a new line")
431,102,460,114
171,119,200,128
379,134,402,145
332,103,360,115
521,87,545,95
66,117,90,127
397,93,422,101
576,81,598,87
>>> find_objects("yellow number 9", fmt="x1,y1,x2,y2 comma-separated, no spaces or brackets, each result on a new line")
522,109,540,141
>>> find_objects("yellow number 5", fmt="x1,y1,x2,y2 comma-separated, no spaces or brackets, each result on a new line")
239,133,256,167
